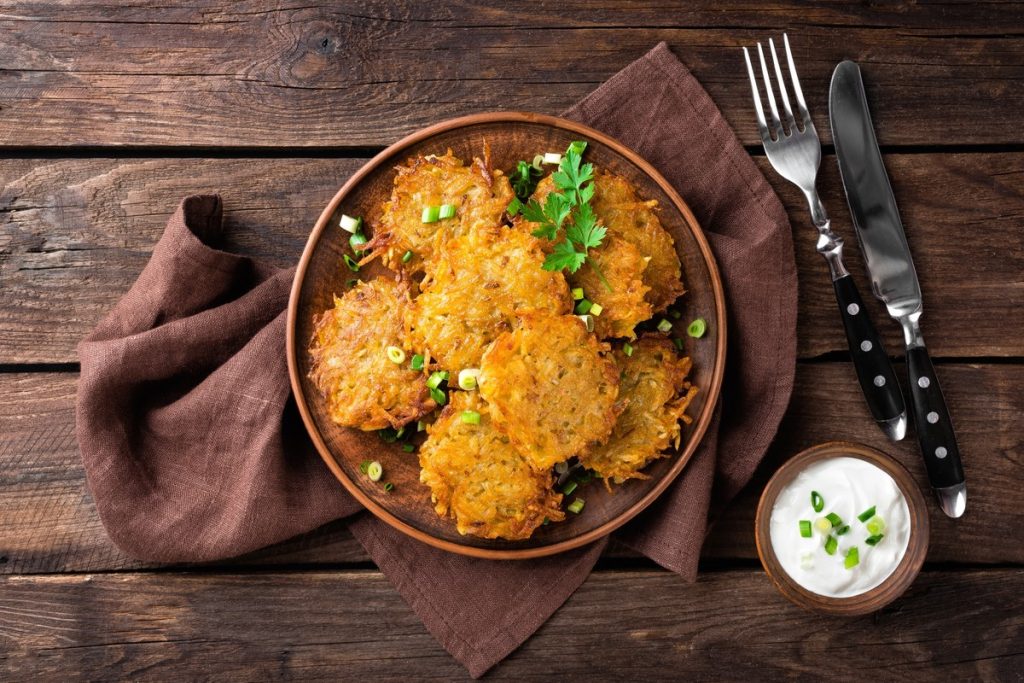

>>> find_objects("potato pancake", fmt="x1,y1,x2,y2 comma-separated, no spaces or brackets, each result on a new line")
479,313,620,470
419,392,564,540
308,278,434,430
409,227,572,372
366,149,514,271
580,336,698,484
568,236,652,339
520,170,684,313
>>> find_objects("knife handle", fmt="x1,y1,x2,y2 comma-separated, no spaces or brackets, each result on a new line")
907,345,965,488
832,274,906,432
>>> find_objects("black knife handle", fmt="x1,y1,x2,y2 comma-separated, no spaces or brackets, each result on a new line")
832,274,905,425
907,345,964,488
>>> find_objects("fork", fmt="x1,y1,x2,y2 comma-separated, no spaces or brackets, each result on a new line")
743,34,907,442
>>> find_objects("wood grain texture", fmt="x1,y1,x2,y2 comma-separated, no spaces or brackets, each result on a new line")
2,362,1020,574
0,1,1022,148
0,568,1021,680
2,152,1020,363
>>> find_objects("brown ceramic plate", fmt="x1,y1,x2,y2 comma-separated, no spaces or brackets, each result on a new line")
287,112,726,559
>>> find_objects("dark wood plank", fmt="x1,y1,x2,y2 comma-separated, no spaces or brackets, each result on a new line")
2,152,1020,363
0,568,1021,680
0,1,1022,147
2,362,1020,574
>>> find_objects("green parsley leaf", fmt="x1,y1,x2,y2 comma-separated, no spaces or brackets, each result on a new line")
566,202,605,251
543,239,587,273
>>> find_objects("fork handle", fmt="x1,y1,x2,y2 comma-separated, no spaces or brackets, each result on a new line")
832,274,907,440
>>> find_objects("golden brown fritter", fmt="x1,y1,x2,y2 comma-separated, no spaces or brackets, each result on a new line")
479,313,620,470
519,170,684,313
308,278,434,430
419,392,564,540
409,227,572,373
580,335,698,485
366,149,514,272
569,236,652,339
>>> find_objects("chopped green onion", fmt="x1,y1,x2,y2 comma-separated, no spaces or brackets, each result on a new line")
857,506,876,523
669,309,682,320
814,517,832,534
687,318,707,338
349,231,368,253
346,278,358,288
339,214,362,233
799,520,812,538
460,410,481,425
343,254,360,272
458,368,480,391
866,515,886,536
429,386,447,405
590,303,604,317
416,420,427,432
835,524,850,536
562,481,578,496
378,427,403,443
507,197,523,215
541,517,550,526
554,461,569,475
410,354,424,371
359,460,371,474
623,343,634,357
386,346,405,364
401,443,415,453
366,461,383,482
439,203,457,219
567,140,587,156
673,337,684,352
656,319,673,333
426,371,449,390
825,512,844,527
865,533,885,546
542,152,562,165
531,154,545,170
811,491,824,513
402,250,414,263
383,482,395,493
567,498,585,514
575,299,594,315
578,314,595,332
799,552,815,570
824,535,838,555
421,205,440,223
844,546,860,569
571,287,585,300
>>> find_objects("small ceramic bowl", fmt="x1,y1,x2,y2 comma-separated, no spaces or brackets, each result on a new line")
755,441,930,616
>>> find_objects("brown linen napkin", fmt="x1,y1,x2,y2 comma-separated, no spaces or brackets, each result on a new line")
77,42,795,678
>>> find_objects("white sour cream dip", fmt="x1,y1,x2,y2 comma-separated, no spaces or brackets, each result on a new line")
769,456,911,598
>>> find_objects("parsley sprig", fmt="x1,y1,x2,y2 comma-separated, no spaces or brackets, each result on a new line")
516,141,610,288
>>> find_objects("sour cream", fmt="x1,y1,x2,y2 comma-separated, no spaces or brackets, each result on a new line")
769,456,911,598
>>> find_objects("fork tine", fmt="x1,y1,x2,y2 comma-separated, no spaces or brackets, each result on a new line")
742,47,771,142
783,33,811,127
768,37,797,132
756,42,783,138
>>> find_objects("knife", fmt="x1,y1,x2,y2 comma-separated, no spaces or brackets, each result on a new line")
829,60,967,518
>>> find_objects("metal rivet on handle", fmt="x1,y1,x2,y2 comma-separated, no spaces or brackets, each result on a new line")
860,340,872,352
873,375,886,387
927,411,939,424
847,303,860,315
918,376,931,388
935,447,948,459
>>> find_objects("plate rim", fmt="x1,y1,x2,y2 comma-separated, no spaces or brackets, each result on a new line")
286,111,728,559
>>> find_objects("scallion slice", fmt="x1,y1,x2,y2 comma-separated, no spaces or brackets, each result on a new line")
386,346,405,364
542,152,562,165
339,214,362,233
359,460,371,474
814,517,832,534
567,498,585,514
657,319,673,333
824,535,838,555
844,546,860,569
825,512,844,527
835,524,850,536
590,303,604,317
343,254,360,272
531,154,545,170
366,461,383,482
383,482,395,493
439,203,457,219
460,410,481,425
416,420,427,432
687,317,707,338
458,368,480,391
799,520,812,538
410,354,424,371
426,370,449,390
865,533,885,546
571,287,585,300
578,314,595,332
507,197,523,216
866,515,886,536
811,490,824,513
429,386,447,406
349,231,368,253
402,250,414,263
421,205,440,223
567,140,587,156
857,506,876,523
401,443,415,453
575,299,594,315
554,461,569,475
673,337,684,352
562,481,578,496
623,343,634,357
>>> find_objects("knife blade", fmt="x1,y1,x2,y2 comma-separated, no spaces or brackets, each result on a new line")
829,60,966,518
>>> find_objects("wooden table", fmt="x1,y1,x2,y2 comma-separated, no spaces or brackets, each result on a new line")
2,3,1022,679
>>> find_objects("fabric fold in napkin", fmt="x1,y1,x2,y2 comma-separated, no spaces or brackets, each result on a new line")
77,42,796,678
